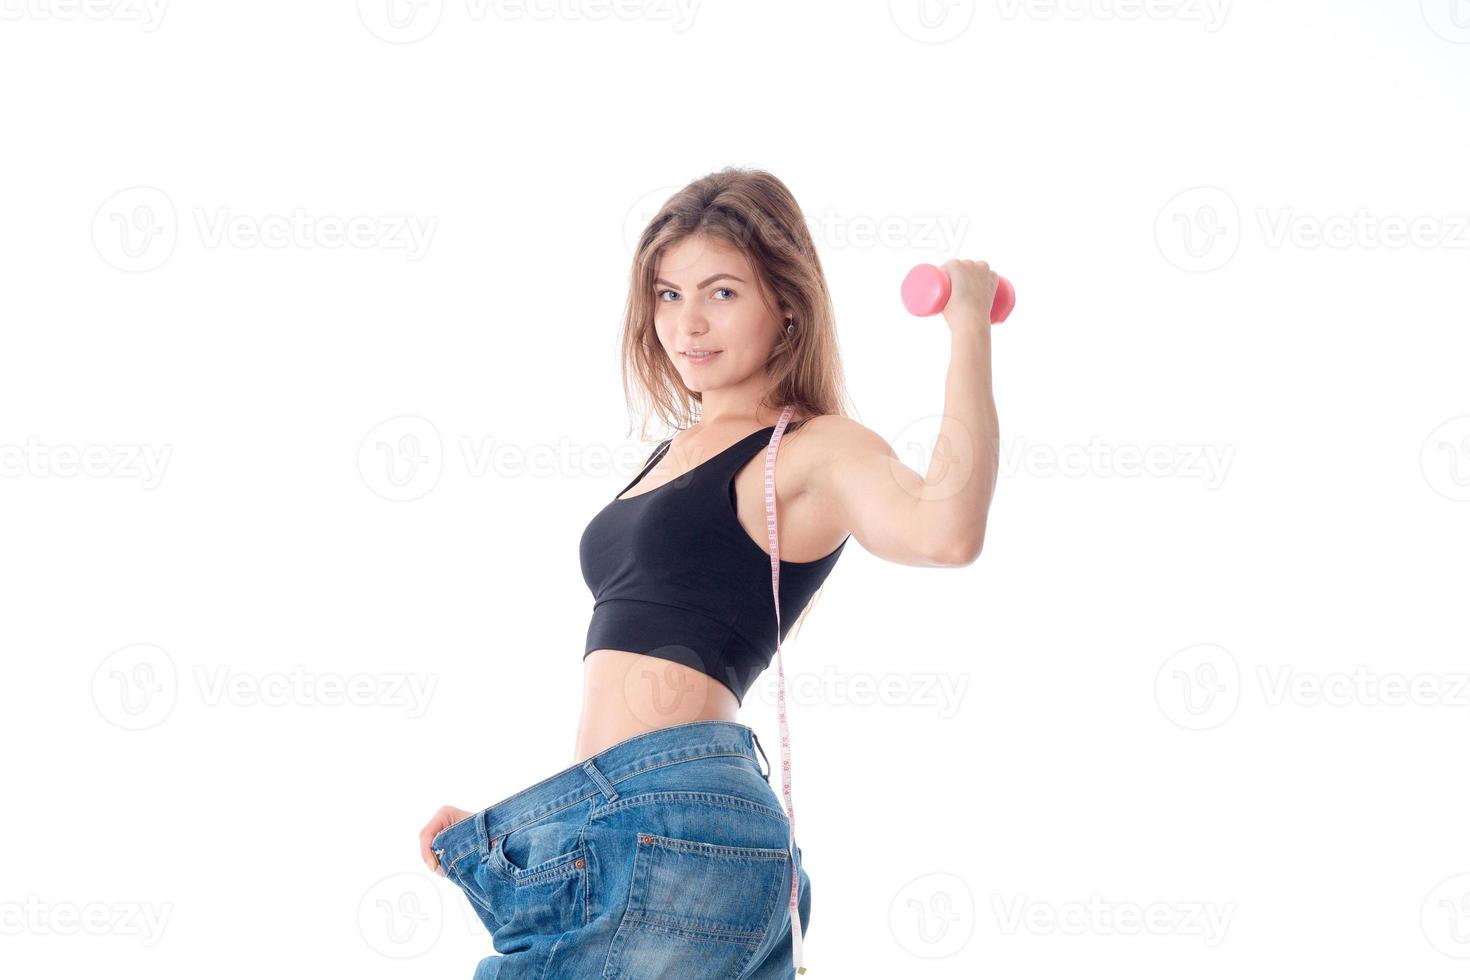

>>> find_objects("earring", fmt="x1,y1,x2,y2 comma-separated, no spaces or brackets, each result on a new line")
785,317,795,336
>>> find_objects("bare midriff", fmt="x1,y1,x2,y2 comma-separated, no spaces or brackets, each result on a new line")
574,650,741,765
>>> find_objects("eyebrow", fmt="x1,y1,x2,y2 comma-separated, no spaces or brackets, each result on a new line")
653,273,747,290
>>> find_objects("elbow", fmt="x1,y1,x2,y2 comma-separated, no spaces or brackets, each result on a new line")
938,533,984,568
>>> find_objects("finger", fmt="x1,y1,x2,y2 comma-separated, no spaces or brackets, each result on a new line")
420,818,445,871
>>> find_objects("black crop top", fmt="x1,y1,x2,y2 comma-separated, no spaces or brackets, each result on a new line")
579,422,849,706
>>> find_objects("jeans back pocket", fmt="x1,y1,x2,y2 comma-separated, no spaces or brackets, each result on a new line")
602,832,790,978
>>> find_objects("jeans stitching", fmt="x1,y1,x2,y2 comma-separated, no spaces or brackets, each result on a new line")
448,846,478,873
476,750,761,846
588,790,789,825
605,750,757,789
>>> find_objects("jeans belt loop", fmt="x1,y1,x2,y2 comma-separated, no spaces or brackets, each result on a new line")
750,728,772,782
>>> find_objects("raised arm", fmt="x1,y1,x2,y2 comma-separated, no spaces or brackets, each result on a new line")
814,259,1001,568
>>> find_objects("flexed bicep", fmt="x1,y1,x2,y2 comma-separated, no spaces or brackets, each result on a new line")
815,418,974,568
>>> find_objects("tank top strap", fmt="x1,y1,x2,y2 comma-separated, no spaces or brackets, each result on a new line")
689,425,779,489
615,437,672,499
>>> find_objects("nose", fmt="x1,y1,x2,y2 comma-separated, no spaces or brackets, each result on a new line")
674,301,709,337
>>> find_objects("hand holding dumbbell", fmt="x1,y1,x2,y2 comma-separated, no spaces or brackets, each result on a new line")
901,261,1015,325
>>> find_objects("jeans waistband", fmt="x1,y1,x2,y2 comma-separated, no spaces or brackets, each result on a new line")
431,720,770,861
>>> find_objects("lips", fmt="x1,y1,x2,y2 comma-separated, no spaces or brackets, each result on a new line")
681,350,722,363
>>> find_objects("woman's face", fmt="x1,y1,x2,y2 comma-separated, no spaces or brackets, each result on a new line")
652,234,783,393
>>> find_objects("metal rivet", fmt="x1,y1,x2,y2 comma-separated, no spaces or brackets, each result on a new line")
640,834,652,844
574,858,585,869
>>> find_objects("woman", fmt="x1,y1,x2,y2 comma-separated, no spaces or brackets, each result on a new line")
418,167,1000,978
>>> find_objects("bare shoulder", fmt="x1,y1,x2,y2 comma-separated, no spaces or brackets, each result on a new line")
783,414,893,501
788,414,891,466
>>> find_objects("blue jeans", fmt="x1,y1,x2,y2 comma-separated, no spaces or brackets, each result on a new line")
431,720,812,979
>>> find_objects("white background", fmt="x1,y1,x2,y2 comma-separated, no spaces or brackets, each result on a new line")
3,1,1468,977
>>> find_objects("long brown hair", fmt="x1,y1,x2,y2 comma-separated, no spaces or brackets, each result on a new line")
621,166,855,439
619,167,854,647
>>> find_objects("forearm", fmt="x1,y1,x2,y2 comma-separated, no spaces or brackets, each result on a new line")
923,320,999,563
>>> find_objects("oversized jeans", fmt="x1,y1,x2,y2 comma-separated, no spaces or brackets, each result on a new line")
431,720,812,978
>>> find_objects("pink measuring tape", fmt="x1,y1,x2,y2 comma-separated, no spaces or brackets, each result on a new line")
761,402,807,974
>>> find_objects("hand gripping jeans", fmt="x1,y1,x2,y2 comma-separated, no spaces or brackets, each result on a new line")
431,720,812,979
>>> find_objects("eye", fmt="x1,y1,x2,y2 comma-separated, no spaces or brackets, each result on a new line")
657,288,679,302
714,287,736,300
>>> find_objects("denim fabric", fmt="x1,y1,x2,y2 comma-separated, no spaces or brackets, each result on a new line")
431,720,811,979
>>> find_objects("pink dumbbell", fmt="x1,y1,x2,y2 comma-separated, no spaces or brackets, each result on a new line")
901,263,1016,322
